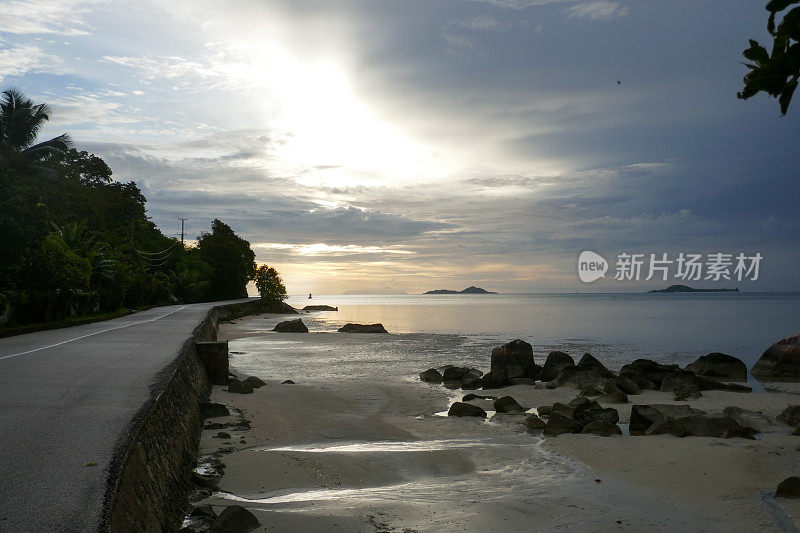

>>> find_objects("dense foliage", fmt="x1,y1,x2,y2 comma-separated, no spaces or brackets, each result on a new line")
0,89,273,326
739,0,800,114
253,265,288,302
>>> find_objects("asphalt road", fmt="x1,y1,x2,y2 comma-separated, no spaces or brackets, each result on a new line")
0,301,245,532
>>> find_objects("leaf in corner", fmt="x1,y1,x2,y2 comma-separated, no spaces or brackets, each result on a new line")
779,78,798,114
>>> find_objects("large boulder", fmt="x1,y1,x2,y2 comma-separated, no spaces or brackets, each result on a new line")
619,370,657,391
543,411,583,436
523,414,547,431
199,402,230,419
723,406,778,432
580,384,604,397
776,477,800,498
541,351,575,381
494,396,526,414
419,368,443,383
273,318,308,333
577,353,615,379
751,334,800,381
673,383,702,401
619,359,679,389
573,403,619,426
480,368,510,389
613,374,641,395
661,371,751,393
209,505,260,533
448,402,487,418
552,366,608,389
581,421,622,436
777,405,800,426
338,323,388,333
490,339,540,380
244,376,266,388
629,404,698,434
685,352,747,381
599,391,629,404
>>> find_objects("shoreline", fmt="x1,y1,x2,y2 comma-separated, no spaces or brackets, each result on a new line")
185,314,800,531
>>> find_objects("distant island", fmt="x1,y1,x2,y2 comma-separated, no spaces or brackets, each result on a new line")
648,285,739,293
424,286,497,294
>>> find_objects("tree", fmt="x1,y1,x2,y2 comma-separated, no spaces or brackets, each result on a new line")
739,0,800,115
196,219,256,300
0,88,71,169
253,265,287,301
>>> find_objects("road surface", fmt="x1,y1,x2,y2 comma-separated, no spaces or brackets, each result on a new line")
0,301,246,532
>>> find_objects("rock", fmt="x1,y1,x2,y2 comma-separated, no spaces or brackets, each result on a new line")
462,393,497,401
673,383,702,401
214,432,231,439
685,352,747,381
550,402,576,418
614,374,641,395
227,380,254,394
776,476,800,498
552,366,609,389
523,414,547,431
777,405,800,426
543,411,583,436
480,368,510,389
619,370,657,390
661,370,751,393
630,404,699,434
603,380,622,394
581,421,622,436
573,403,619,426
494,396,525,414
619,359,680,389
793,426,800,436
541,351,575,381
567,396,592,408
442,366,470,381
209,505,261,533
281,379,295,384
442,380,463,390
190,505,217,519
599,391,629,404
461,373,483,390
751,334,800,381
537,405,553,417
723,406,777,431
244,376,266,388
448,402,488,418
577,353,615,379
490,339,540,380
508,377,537,386
302,305,338,311
273,318,308,333
338,323,388,333
580,385,604,397
200,402,230,419
672,414,750,438
419,368,443,383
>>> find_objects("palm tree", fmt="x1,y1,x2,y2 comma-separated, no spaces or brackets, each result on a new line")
0,88,72,169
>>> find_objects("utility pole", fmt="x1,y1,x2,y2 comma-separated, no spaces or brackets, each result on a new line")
179,218,188,247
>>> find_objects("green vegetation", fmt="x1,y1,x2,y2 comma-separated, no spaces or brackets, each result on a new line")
253,265,288,302
739,0,800,115
0,88,281,327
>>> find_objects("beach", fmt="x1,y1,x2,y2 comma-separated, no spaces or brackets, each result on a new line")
186,298,800,532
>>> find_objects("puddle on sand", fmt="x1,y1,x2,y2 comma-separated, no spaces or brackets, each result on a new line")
255,437,542,454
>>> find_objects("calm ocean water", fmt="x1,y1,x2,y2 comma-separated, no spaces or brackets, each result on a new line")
284,292,800,370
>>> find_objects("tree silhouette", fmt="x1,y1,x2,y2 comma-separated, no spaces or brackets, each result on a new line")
0,88,71,169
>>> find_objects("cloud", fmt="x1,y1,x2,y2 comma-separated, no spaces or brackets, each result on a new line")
0,0,105,36
565,1,628,20
0,44,60,82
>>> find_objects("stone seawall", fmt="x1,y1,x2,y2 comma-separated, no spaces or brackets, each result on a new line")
102,299,295,532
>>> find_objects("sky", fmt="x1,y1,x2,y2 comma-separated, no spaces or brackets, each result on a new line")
2,0,799,294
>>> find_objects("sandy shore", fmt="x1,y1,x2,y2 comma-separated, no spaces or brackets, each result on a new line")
190,316,800,532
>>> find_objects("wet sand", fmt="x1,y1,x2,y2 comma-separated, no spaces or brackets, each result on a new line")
193,315,800,532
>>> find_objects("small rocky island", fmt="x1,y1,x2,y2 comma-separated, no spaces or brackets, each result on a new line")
648,285,739,293
424,286,497,294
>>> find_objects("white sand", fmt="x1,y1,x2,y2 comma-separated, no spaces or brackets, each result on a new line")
193,319,800,532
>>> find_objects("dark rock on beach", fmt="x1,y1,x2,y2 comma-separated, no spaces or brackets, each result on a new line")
303,305,338,311
598,391,629,404
494,396,526,414
462,393,498,401
685,352,747,381
338,323,388,333
480,368,510,389
490,339,541,381
631,404,756,438
281,379,295,384
581,421,622,436
577,353,614,379
580,384,604,397
751,334,800,381
200,402,230,419
273,318,308,333
419,368,444,383
541,351,575,382
630,404,698,434
776,477,800,498
227,380,254,394
543,411,583,436
448,402,488,418
524,414,547,431
209,505,261,533
244,376,266,388
673,383,702,401
777,405,800,426
552,366,608,389
619,359,680,389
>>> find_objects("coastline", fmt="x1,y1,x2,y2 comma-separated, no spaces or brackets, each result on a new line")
186,314,800,531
